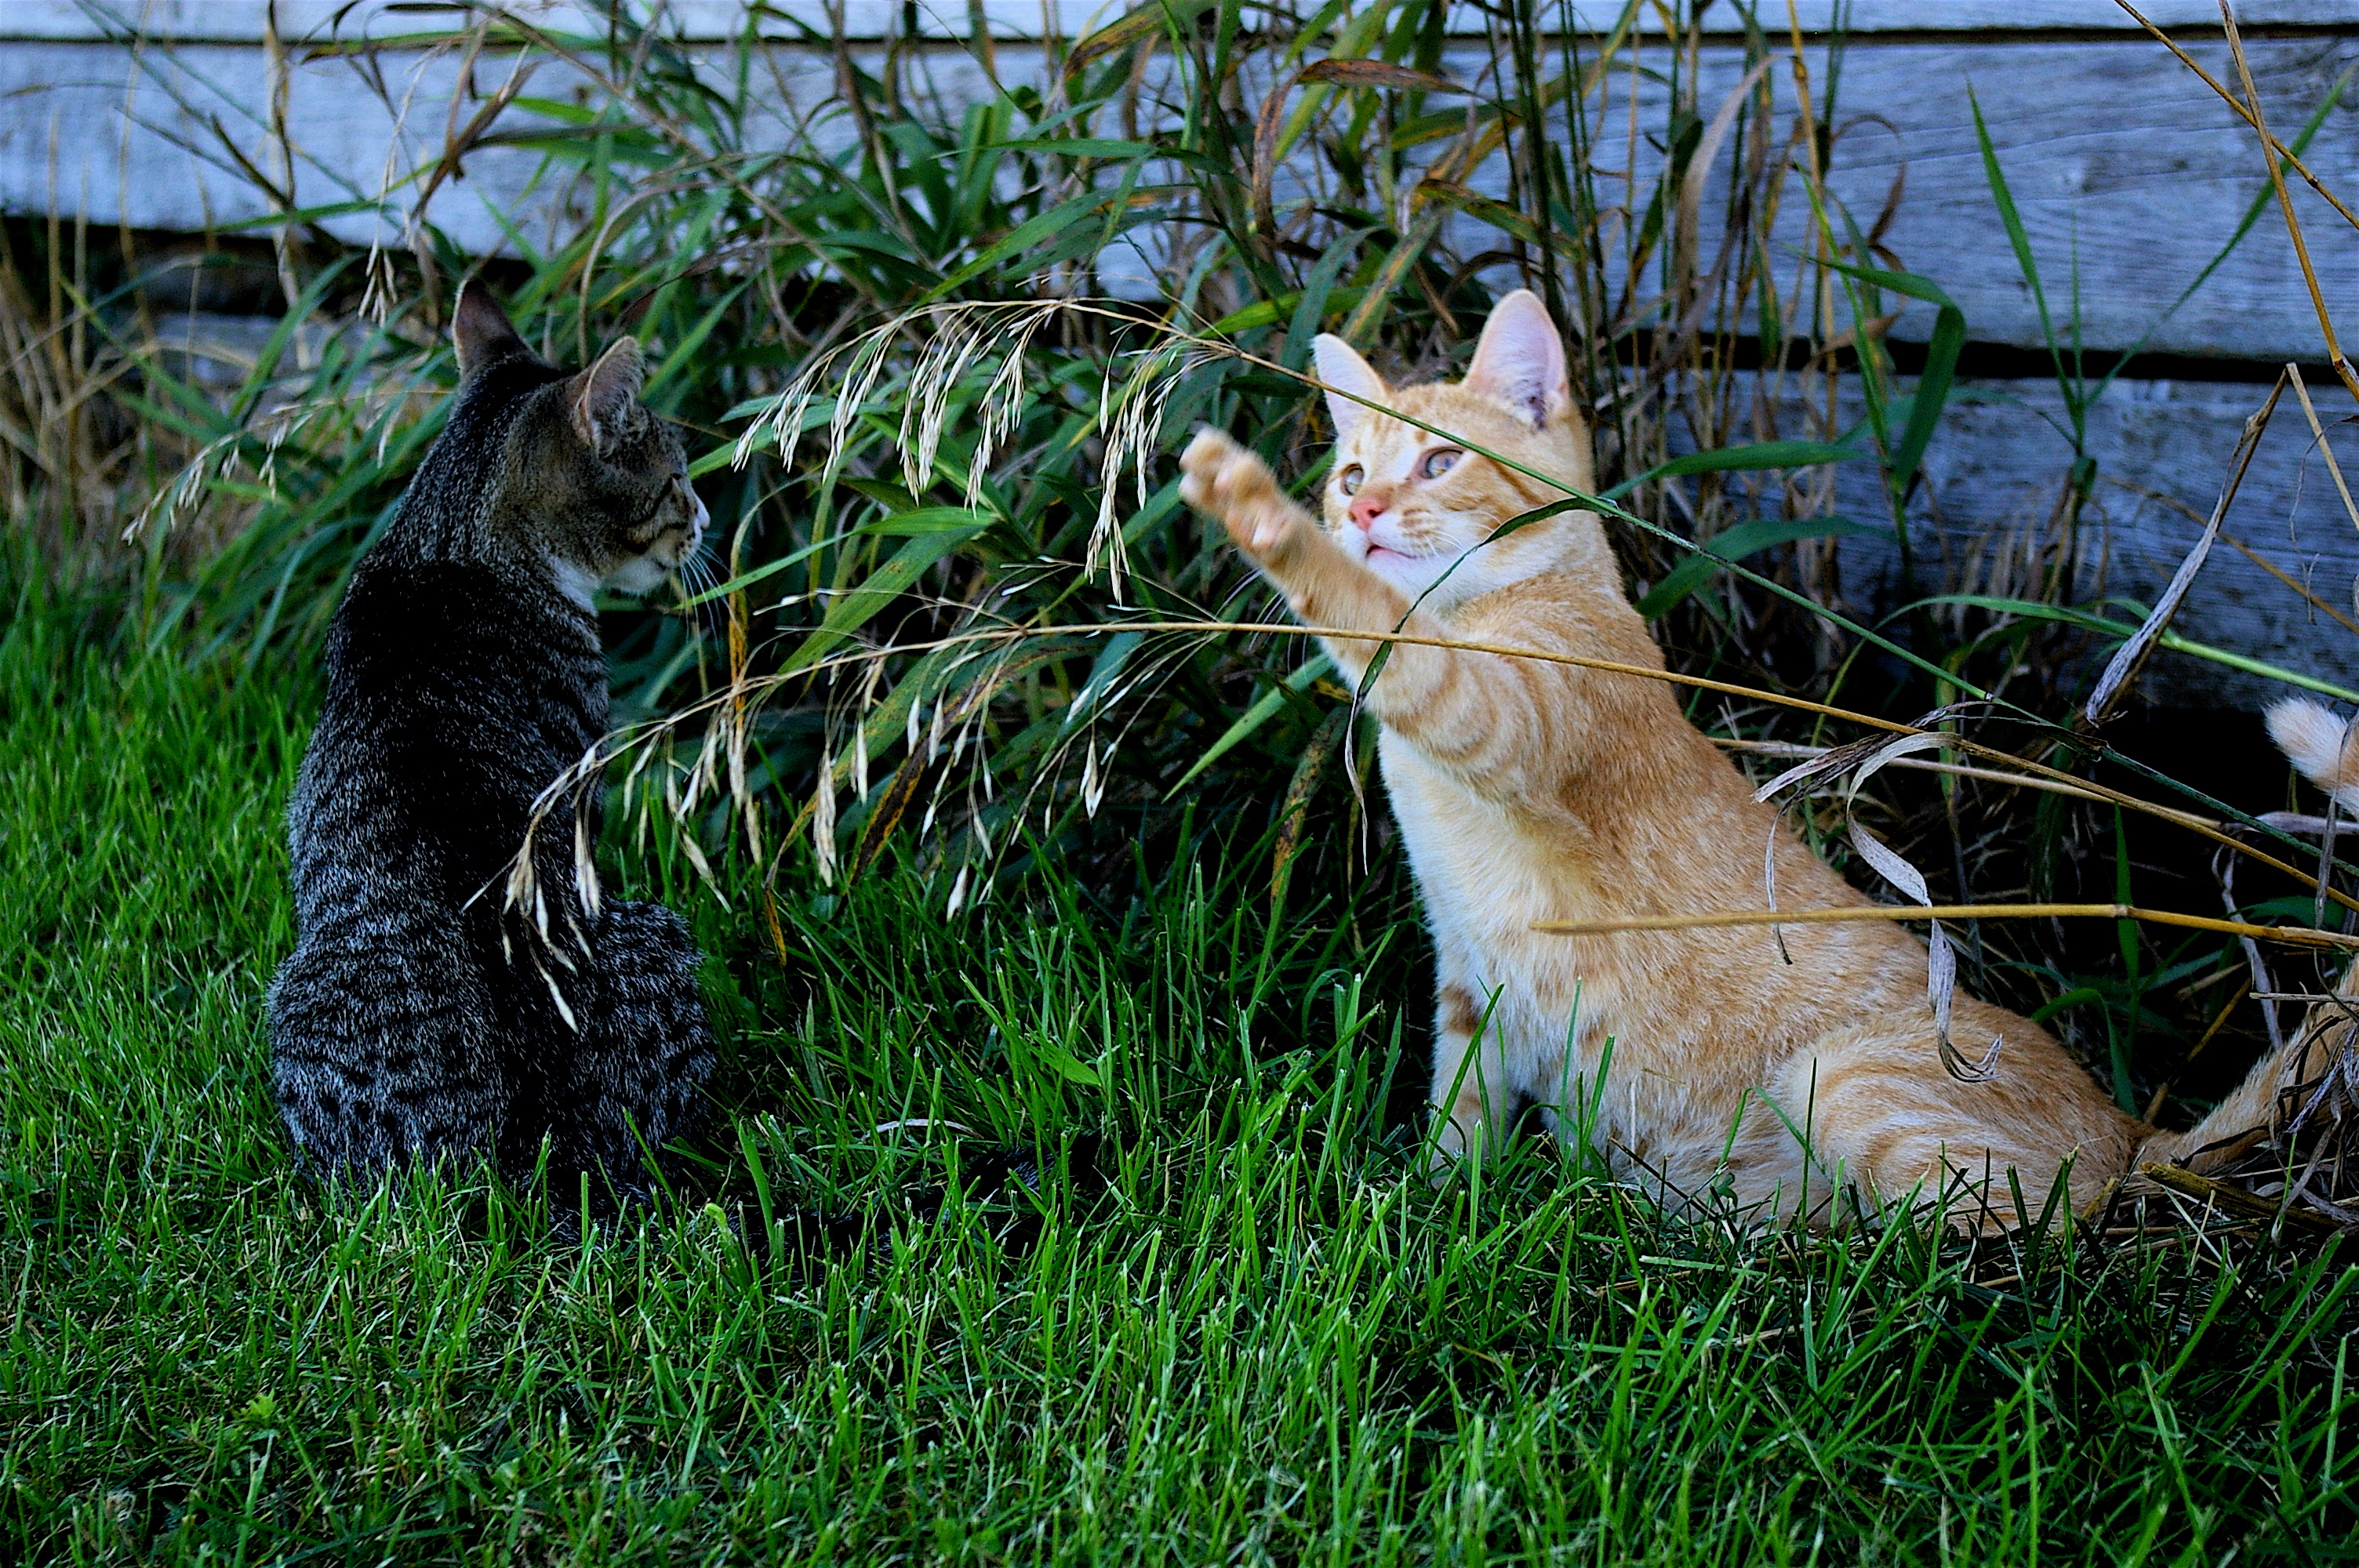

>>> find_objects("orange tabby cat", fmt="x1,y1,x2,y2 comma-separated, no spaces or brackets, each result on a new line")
1179,290,2324,1224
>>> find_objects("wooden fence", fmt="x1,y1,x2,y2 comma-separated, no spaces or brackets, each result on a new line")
5,0,2357,707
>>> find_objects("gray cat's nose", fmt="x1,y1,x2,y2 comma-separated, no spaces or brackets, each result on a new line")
687,488,710,548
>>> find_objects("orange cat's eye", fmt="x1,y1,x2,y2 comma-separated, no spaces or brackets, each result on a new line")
1339,464,1365,495
1420,448,1463,480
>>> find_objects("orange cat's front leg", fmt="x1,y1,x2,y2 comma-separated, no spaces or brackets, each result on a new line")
1429,978,1517,1174
1179,428,1317,559
1180,429,1411,683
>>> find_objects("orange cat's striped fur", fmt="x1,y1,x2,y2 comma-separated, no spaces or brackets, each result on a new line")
1180,290,2329,1224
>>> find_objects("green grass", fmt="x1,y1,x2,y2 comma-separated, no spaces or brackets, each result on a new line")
5,584,2358,1566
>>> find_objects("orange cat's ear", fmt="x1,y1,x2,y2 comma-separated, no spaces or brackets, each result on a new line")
451,278,526,377
1463,289,1572,429
1311,334,1387,443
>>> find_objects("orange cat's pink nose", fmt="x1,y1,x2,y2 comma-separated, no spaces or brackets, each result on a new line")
1349,491,1390,529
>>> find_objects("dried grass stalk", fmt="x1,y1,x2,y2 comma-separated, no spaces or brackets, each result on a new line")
1532,903,2359,951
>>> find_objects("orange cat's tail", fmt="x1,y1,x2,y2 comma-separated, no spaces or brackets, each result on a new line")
2138,699,2357,1173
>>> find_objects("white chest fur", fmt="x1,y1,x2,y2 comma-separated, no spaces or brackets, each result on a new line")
1379,728,1619,1120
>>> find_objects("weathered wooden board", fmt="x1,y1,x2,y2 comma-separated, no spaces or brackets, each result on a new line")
7,16,2355,362
1662,372,2359,710
1714,1,2359,26
1,0,1106,44
1307,31,2359,364
1574,33,2359,365
13,0,2359,42
0,39,856,257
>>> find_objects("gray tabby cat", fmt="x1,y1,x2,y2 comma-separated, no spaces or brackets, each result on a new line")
268,281,714,1210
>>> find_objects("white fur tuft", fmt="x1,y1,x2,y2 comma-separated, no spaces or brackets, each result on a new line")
2266,697,2359,811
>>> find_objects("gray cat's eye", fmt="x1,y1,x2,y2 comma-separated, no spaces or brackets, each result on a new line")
1340,463,1365,495
1421,448,1463,479
624,474,678,542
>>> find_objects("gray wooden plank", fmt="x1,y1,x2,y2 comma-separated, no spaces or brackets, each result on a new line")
2,0,1092,43
11,23,2354,361
1616,2,2359,30
14,0,2356,43
1576,34,2359,364
1661,371,2359,710
0,38,870,258
0,41,575,256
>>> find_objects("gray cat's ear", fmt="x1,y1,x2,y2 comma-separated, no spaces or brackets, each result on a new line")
451,279,525,377
1311,334,1387,443
570,336,645,453
1463,289,1572,428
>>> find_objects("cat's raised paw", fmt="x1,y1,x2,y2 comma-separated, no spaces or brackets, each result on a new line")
1180,429,1292,558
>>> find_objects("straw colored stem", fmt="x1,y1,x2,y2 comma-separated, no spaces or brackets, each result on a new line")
1532,903,2359,950
1914,732,2359,916
2285,363,2359,538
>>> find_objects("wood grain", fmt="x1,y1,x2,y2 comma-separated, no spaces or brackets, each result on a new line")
1568,34,2359,365
1413,31,2359,362
15,1,2359,43
1662,372,2359,710
10,22,2356,362
0,39,857,259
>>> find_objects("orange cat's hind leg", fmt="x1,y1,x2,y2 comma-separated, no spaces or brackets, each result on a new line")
1427,982,1516,1176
